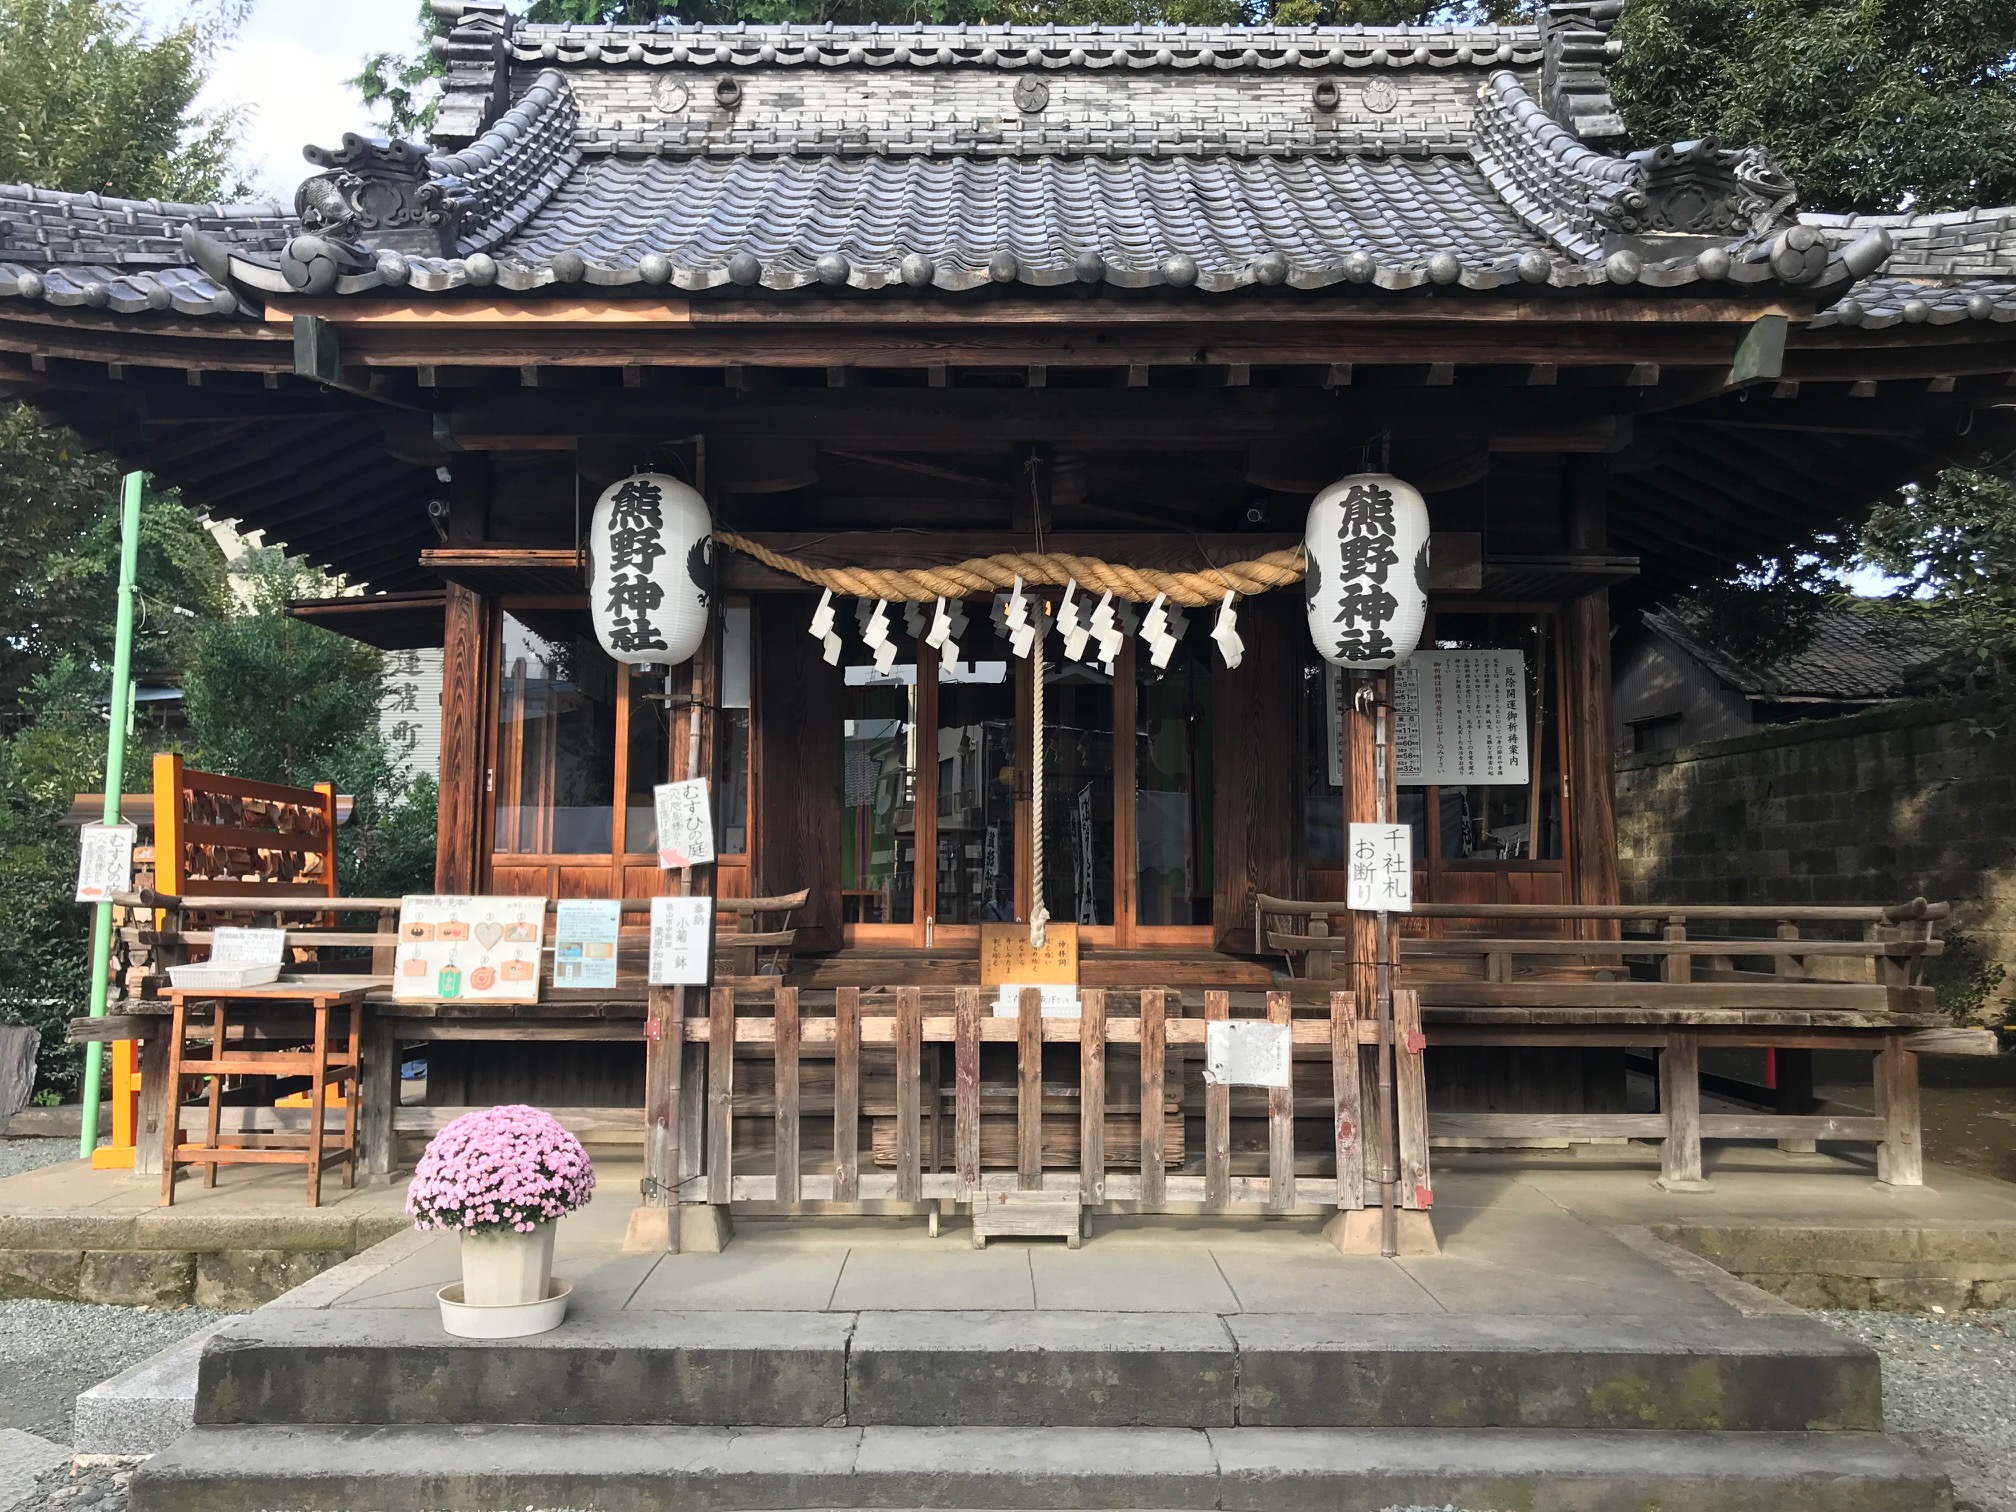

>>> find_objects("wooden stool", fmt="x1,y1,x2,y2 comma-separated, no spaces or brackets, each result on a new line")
160,986,363,1207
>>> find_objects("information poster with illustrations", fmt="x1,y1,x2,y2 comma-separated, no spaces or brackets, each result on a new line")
1393,649,1529,787
649,895,713,986
394,895,546,1003
553,899,621,990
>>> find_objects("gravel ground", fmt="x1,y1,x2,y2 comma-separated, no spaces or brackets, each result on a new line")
0,1301,238,1445
1816,1308,2016,1512
0,1140,88,1181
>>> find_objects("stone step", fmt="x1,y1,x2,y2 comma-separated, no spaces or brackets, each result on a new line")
193,1307,1883,1432
129,1424,1951,1512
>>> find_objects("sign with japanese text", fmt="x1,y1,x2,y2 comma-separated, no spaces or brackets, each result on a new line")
554,899,621,990
1347,824,1414,913
209,927,286,966
649,895,713,986
1394,650,1529,787
73,822,136,904
653,779,716,869
979,922,1078,986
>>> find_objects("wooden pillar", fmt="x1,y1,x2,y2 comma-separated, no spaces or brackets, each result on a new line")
1875,1040,1924,1186
1563,456,1619,915
1341,673,1378,1009
435,581,487,894
1657,1032,1707,1190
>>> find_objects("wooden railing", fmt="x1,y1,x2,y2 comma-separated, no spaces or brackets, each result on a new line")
653,983,1418,1226
1257,896,1949,1011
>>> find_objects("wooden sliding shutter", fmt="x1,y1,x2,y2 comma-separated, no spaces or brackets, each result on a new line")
1212,590,1300,952
752,598,844,952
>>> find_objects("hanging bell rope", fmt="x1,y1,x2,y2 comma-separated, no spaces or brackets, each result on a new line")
1028,616,1050,951
715,528,1305,610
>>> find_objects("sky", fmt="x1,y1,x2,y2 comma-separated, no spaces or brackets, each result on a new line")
132,0,429,202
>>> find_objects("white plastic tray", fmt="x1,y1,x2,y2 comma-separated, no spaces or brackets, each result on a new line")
165,963,284,990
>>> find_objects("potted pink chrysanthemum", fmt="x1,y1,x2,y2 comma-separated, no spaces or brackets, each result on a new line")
408,1104,595,1338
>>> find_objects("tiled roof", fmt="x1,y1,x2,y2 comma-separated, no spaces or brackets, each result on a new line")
0,184,288,316
0,9,2002,321
1806,208,2016,329
445,151,1559,294
1645,606,1945,702
502,21,1546,72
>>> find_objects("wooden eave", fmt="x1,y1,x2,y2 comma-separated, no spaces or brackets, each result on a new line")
287,591,449,650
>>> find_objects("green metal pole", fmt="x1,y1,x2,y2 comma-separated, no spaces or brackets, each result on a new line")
78,471,145,1159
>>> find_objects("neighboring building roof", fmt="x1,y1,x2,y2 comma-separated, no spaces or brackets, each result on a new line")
3,1,1970,314
1642,605,1946,704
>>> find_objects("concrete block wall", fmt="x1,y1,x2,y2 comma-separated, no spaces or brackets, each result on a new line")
1615,700,2016,1002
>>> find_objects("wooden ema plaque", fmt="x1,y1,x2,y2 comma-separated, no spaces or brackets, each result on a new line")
979,922,1079,986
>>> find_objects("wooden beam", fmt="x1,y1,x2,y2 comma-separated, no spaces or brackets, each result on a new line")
448,387,1640,449
435,579,485,893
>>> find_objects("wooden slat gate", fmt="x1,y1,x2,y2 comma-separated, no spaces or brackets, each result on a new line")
659,983,1428,1224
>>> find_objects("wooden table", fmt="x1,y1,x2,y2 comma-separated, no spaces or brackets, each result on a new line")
160,985,364,1207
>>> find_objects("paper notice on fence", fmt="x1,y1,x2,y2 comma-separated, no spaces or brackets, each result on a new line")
1347,823,1414,913
653,780,716,869
209,927,287,966
649,895,713,986
73,822,136,904
1205,1020,1292,1089
991,984,1081,1018
554,899,621,990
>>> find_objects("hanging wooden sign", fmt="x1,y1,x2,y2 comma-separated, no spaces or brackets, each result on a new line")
980,922,1078,986
586,471,712,666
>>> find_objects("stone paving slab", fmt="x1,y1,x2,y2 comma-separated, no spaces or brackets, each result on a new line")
196,1309,855,1427
73,1320,235,1455
0,1429,68,1512
128,1422,1951,1512
847,1312,1236,1427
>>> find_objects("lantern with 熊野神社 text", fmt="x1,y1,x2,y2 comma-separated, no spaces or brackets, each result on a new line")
1302,472,1430,670
585,472,713,666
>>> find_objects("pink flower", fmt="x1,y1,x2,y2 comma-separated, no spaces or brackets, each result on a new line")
406,1104,596,1236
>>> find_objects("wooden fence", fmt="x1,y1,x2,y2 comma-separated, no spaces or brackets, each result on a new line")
645,984,1423,1228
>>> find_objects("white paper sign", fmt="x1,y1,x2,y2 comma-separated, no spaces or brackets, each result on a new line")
653,779,716,869
1205,1020,1292,1089
209,927,286,966
554,899,621,990
1394,650,1529,787
394,895,545,1003
1348,823,1414,913
74,822,136,904
991,984,1081,1018
649,895,713,985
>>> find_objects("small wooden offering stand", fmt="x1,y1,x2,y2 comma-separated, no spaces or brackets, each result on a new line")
159,985,364,1207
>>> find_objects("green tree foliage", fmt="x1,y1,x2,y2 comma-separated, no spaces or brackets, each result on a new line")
0,411,229,709
0,0,245,202
0,662,176,1098
1613,0,2016,215
181,553,437,899
1860,466,2016,697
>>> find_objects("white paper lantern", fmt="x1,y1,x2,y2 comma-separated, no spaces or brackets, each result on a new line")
586,472,713,666
1303,471,1430,671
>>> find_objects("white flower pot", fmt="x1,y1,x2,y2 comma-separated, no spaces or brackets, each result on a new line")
458,1223,555,1308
